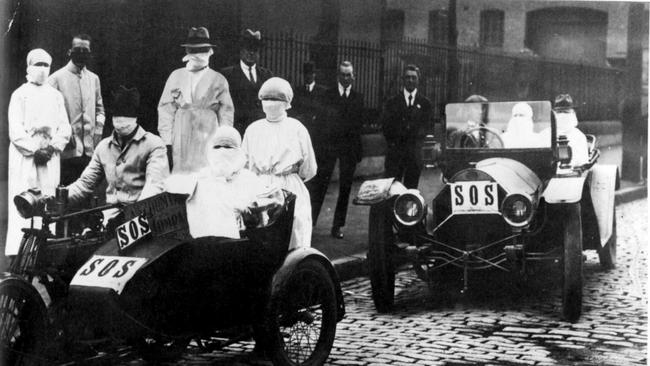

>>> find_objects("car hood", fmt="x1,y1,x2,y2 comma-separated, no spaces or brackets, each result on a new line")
473,158,542,196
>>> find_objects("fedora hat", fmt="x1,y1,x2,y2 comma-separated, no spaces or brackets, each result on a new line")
553,94,577,112
181,27,215,48
112,85,140,118
240,29,263,50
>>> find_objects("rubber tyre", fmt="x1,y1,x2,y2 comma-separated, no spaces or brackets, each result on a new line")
562,203,583,323
264,259,338,366
0,279,48,366
598,210,617,269
368,201,396,313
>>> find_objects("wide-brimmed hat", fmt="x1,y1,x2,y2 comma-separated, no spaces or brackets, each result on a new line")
181,27,215,48
112,85,140,117
240,29,263,50
465,94,488,103
553,94,577,112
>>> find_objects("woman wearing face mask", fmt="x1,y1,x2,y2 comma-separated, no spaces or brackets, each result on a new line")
158,27,234,174
242,77,317,249
5,48,71,256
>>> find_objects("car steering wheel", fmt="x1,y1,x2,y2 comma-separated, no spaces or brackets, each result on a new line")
460,126,504,148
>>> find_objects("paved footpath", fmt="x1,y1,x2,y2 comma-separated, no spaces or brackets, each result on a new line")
114,198,647,365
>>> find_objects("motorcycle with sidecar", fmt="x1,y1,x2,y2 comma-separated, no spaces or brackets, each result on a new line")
1,187,344,365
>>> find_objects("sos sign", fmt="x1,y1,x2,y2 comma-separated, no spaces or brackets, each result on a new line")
451,182,499,213
70,255,147,294
116,214,152,251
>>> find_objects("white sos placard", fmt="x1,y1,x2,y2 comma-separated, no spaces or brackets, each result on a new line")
451,182,498,214
70,255,148,294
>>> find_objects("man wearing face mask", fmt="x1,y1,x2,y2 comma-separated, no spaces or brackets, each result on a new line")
48,34,106,185
5,48,71,256
242,77,317,249
221,29,274,135
67,86,169,210
158,27,234,173
543,94,589,166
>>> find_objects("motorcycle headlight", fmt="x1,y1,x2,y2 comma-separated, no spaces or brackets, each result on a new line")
14,188,46,219
393,190,426,226
501,193,533,227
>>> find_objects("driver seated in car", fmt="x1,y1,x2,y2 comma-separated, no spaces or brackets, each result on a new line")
501,102,540,148
164,126,283,239
448,95,490,147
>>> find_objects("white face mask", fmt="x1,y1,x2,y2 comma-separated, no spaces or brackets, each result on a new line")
262,100,288,122
207,146,246,178
555,111,578,132
26,65,50,85
183,49,213,71
112,116,138,137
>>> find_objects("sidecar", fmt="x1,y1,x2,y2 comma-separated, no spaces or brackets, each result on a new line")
1,190,344,366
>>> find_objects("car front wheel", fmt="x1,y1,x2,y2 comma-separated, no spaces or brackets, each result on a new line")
598,207,617,269
562,203,583,322
264,259,338,366
368,201,396,313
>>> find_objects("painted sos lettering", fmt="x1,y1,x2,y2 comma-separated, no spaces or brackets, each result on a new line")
452,182,498,213
116,214,152,250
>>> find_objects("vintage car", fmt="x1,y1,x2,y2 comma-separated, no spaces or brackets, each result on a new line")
355,100,618,322
1,188,344,365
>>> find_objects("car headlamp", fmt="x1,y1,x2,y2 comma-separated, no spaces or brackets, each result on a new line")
393,189,426,226
501,193,533,227
14,188,46,219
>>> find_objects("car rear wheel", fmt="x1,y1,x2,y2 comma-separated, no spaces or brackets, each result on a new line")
264,259,338,366
0,279,48,366
368,201,396,313
562,203,583,323
598,208,617,269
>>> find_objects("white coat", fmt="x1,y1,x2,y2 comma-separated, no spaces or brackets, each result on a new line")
6,82,70,255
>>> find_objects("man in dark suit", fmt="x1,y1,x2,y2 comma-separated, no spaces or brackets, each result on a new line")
381,64,433,189
308,60,364,239
290,61,327,145
221,29,273,135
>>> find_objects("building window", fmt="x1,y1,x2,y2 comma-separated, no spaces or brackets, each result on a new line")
480,9,504,48
382,9,405,43
429,10,448,45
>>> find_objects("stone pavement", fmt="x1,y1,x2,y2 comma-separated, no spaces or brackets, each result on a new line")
312,168,648,282
115,199,647,365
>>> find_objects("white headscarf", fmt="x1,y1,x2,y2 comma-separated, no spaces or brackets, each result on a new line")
259,77,293,122
506,102,534,135
207,126,246,179
25,48,52,85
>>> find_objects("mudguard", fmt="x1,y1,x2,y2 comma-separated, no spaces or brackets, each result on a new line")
589,164,619,246
542,176,587,204
271,247,345,321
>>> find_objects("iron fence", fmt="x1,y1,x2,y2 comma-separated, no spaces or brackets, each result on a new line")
260,33,624,129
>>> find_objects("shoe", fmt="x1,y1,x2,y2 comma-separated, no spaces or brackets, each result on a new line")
331,227,344,239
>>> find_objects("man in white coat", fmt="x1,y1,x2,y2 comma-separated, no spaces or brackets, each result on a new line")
6,49,71,256
158,27,234,173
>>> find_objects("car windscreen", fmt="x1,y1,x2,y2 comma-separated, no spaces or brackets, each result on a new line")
445,101,552,149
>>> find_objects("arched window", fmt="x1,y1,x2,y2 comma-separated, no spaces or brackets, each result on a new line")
480,9,505,48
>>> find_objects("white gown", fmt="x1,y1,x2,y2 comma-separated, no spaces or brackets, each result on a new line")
242,116,317,249
6,83,70,255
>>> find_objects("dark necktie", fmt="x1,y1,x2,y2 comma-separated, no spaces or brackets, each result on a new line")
249,67,255,84
408,93,413,107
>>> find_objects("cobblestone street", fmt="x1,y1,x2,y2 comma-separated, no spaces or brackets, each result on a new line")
114,199,646,365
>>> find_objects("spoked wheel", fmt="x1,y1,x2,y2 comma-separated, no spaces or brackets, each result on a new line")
368,201,396,313
264,259,338,366
133,336,190,363
562,203,583,322
598,208,617,269
0,279,48,366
